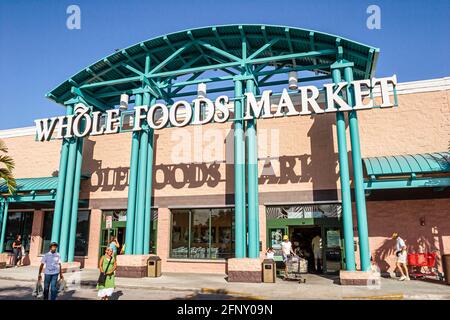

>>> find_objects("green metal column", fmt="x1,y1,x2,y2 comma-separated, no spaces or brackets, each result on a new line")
125,94,142,254
0,200,8,253
135,102,149,255
143,94,155,254
344,66,371,271
67,135,84,262
331,67,356,271
59,131,78,262
245,79,260,258
51,105,74,244
234,79,246,258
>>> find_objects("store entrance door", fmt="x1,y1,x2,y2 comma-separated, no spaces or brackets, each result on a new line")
100,223,126,256
289,226,321,273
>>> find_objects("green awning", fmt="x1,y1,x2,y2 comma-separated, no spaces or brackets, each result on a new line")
0,176,58,193
363,152,450,190
363,152,450,177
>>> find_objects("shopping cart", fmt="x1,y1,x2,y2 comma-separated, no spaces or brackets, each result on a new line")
283,255,306,283
407,252,443,281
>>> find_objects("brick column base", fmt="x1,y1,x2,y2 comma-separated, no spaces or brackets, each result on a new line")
339,270,381,286
227,258,262,283
115,254,152,278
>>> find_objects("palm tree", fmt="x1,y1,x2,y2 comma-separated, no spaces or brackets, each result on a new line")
0,139,16,194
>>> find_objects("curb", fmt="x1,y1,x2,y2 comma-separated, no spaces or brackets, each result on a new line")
343,294,404,300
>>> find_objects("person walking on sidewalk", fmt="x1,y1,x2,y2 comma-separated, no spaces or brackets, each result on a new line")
37,242,64,300
392,232,410,281
12,235,23,267
97,247,117,300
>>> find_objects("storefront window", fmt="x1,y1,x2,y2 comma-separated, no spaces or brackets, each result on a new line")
41,210,90,256
170,208,234,259
171,209,190,258
211,208,233,259
2,211,33,253
75,211,90,256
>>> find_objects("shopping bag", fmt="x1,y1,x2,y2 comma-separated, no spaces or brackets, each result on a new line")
56,279,67,293
32,281,43,298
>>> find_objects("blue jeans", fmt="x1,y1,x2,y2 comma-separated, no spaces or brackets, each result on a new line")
43,274,59,300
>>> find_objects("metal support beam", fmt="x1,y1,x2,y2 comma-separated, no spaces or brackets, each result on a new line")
345,66,371,271
134,98,149,254
58,134,78,262
0,201,8,253
80,49,335,91
143,95,156,254
331,67,356,271
234,79,246,258
364,177,450,189
245,79,260,258
51,105,74,245
67,135,84,262
125,94,142,254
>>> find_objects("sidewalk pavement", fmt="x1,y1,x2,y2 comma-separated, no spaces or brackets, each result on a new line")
1,266,449,300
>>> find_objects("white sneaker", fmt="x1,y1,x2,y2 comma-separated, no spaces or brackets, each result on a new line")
405,277,410,281
399,275,406,281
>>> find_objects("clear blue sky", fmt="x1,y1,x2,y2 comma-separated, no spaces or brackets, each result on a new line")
0,0,449,129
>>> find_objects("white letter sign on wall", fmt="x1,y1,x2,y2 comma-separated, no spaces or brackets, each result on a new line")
35,75,397,141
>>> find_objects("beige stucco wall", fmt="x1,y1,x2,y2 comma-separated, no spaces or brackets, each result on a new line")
1,79,449,272
3,86,448,201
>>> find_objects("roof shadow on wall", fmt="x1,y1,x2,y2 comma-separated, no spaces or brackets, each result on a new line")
82,138,130,193
79,113,346,202
259,114,341,202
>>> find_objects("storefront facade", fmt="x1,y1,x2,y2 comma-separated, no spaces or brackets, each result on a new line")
0,25,449,276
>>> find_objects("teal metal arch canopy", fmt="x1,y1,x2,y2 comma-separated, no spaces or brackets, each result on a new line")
363,152,450,177
47,24,379,108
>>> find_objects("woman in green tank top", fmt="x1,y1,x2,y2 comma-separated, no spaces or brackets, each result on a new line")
97,247,117,300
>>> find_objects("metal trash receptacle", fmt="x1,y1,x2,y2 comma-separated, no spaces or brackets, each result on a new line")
262,259,276,283
147,256,162,277
442,254,450,285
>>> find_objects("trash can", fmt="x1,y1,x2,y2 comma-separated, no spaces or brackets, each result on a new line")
147,256,162,278
442,254,450,285
262,259,276,283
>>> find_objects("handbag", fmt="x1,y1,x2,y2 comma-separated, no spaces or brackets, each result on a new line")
97,256,113,286
56,278,67,293
32,280,43,298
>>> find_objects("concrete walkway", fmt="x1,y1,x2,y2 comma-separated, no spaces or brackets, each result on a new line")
0,266,449,300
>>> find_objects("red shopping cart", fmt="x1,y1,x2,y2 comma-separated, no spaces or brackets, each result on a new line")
407,252,443,281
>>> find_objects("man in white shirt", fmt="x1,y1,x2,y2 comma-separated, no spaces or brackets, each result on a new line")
392,232,409,281
38,242,64,300
311,235,323,273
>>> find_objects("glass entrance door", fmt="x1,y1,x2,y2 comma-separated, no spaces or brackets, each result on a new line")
323,227,343,274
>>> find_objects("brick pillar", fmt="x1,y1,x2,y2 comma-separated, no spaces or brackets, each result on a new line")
28,210,44,266
84,209,102,269
156,208,170,262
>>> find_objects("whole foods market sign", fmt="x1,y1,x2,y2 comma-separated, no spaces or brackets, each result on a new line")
35,75,397,141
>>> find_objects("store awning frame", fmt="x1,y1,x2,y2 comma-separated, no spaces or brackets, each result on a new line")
363,152,450,190
0,176,88,203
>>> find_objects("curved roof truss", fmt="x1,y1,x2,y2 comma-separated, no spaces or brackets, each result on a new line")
47,24,379,111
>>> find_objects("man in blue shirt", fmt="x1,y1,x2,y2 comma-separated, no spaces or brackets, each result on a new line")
37,242,64,300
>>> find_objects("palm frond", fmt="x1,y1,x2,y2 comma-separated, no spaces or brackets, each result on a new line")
0,169,16,195
0,139,16,195
0,140,7,153
0,155,15,171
